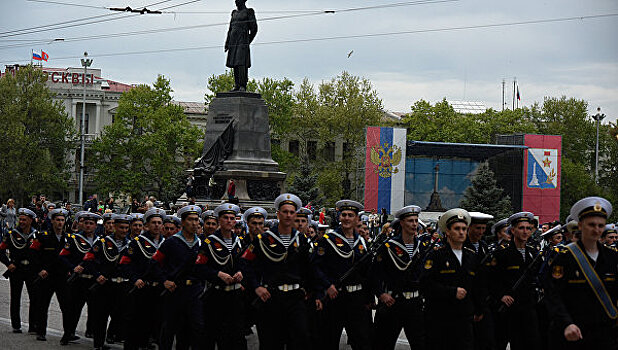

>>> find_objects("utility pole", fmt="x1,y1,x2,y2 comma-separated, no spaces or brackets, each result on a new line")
593,107,606,183
502,79,504,112
512,78,516,110
79,52,92,206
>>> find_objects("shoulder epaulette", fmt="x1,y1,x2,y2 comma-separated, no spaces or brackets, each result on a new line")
134,237,139,241
463,246,475,253
100,238,105,243
553,245,568,254
43,231,49,235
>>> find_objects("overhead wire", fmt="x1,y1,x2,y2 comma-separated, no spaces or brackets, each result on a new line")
0,0,458,48
1,12,615,65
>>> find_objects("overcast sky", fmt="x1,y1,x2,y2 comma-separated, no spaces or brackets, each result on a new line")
2,0,617,122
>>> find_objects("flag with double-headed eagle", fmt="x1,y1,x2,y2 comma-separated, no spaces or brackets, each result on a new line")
365,127,407,214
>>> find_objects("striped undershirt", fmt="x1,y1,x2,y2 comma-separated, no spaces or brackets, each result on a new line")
347,237,355,248
223,237,233,251
405,243,415,259
280,234,291,248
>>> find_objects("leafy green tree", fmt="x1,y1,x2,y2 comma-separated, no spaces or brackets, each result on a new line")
0,65,76,204
89,75,203,202
460,162,513,220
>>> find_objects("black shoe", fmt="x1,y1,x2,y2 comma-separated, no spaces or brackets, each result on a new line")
85,331,93,338
36,335,47,341
69,335,80,341
60,336,69,345
12,328,22,333
106,335,114,344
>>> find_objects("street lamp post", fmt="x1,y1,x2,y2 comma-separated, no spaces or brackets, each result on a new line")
79,52,93,206
593,107,606,184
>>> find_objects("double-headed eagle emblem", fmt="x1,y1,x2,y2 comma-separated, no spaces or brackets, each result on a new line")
370,142,402,178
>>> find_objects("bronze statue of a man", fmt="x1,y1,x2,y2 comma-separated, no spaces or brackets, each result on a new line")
225,0,257,91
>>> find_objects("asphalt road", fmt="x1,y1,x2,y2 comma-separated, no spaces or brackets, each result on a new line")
0,278,411,349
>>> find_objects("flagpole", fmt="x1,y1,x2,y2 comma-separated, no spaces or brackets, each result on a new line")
501,79,505,111
512,78,515,110
30,49,33,65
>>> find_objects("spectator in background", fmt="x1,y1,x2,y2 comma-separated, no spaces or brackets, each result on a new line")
131,199,140,213
227,179,236,201
105,197,115,211
380,208,388,228
1,199,17,230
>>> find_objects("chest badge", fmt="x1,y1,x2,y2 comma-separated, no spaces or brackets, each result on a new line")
446,261,450,267
424,260,433,269
552,265,564,279
335,238,344,247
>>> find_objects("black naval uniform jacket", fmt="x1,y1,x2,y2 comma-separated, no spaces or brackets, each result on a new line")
29,229,68,278
151,231,201,285
59,232,97,271
369,233,432,298
464,238,490,257
544,241,618,332
489,241,540,308
118,231,162,284
0,227,38,274
421,243,485,318
313,228,369,299
83,235,129,280
194,230,243,285
240,224,314,293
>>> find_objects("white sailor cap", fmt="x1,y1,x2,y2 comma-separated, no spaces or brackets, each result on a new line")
318,223,329,230
164,215,182,227
144,208,166,223
394,205,421,219
201,210,217,221
491,218,509,235
80,212,101,222
336,200,363,213
214,203,240,217
570,196,612,221
74,211,88,221
541,224,563,239
360,215,369,223
243,207,267,222
102,212,114,222
177,205,202,219
112,213,132,223
130,213,144,223
438,208,471,232
48,208,69,220
275,193,302,210
296,207,312,218
603,224,617,236
469,212,494,224
565,220,579,233
508,212,535,226
18,208,37,219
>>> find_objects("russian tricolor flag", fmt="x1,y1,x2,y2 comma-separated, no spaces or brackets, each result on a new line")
32,51,42,61
365,127,407,214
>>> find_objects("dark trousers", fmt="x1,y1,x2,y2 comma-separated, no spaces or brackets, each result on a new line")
255,291,310,350
320,291,372,350
66,277,93,338
306,298,324,350
203,289,246,350
473,311,496,350
159,284,205,350
548,322,618,350
374,297,426,350
502,306,540,350
36,275,70,336
91,282,127,348
426,314,473,350
125,285,161,350
9,271,38,331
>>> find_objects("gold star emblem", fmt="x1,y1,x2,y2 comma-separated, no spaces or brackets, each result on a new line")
543,157,551,167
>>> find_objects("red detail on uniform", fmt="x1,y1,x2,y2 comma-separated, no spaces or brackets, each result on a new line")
119,255,132,265
30,239,42,251
83,252,95,261
152,250,165,263
0,242,8,250
544,151,551,156
59,248,71,256
241,249,256,261
195,253,208,265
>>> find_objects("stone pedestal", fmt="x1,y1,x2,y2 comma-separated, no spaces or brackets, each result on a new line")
188,91,286,211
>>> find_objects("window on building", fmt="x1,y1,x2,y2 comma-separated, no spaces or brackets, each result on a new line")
323,142,335,162
289,140,299,157
307,141,317,160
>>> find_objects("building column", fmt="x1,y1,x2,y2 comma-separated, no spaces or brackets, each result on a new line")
71,101,78,128
95,101,101,135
